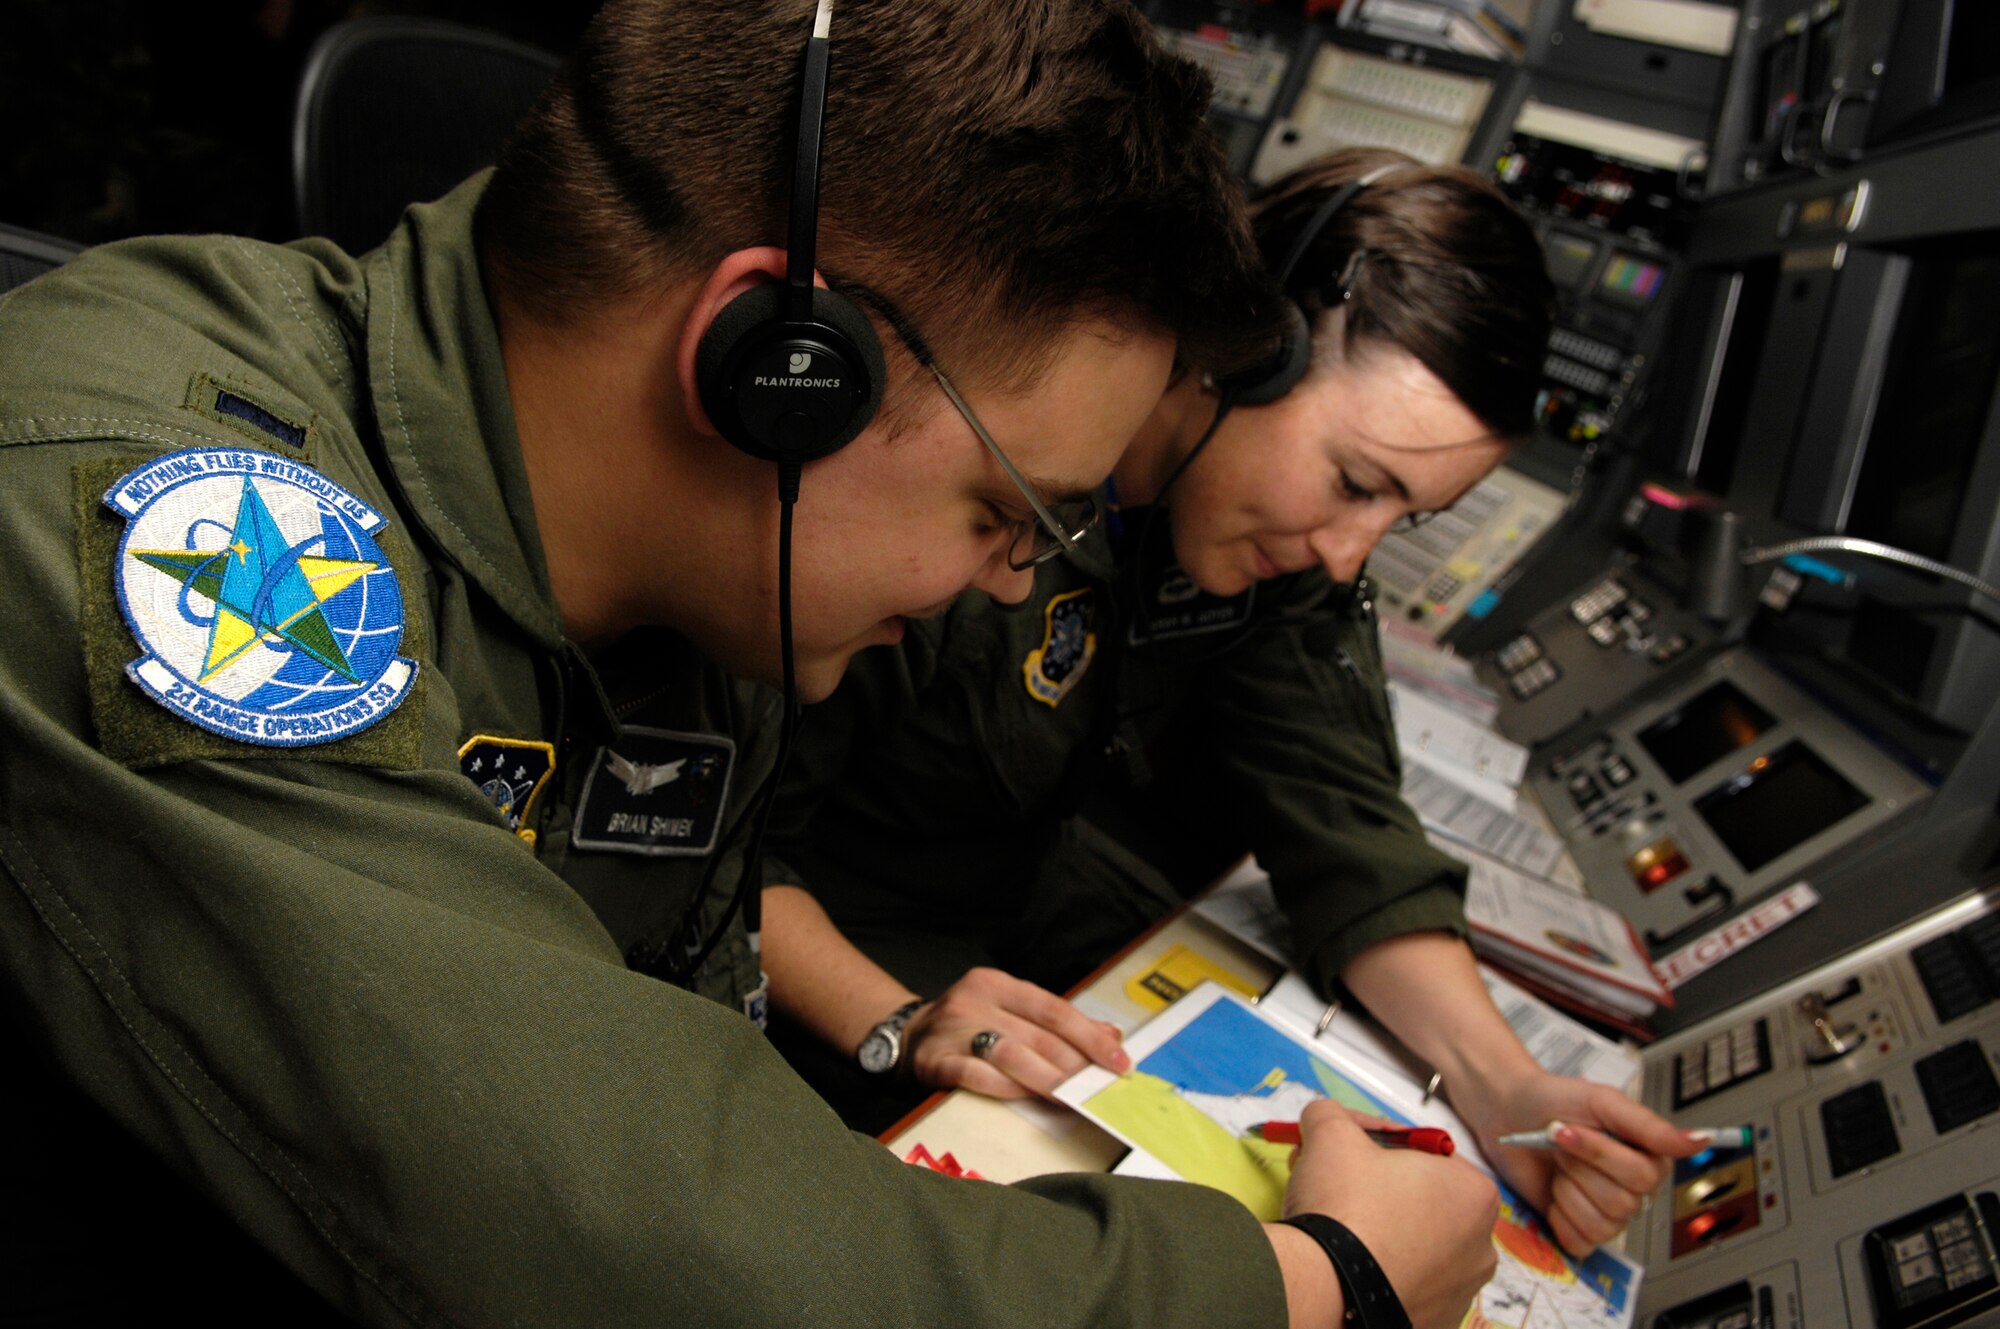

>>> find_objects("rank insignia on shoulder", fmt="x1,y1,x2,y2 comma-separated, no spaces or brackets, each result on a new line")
457,736,555,839
1022,587,1097,707
103,448,418,747
1129,562,1255,644
572,727,733,856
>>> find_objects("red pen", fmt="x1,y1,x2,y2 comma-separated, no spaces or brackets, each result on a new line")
1252,1121,1455,1156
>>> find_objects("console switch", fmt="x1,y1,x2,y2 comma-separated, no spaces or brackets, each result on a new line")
1821,1080,1900,1178
1915,1040,2000,1135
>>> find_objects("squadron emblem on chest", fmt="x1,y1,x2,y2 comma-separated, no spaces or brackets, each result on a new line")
1022,587,1097,707
457,736,556,843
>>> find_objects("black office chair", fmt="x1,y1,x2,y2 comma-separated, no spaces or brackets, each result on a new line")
291,17,561,255
0,221,83,295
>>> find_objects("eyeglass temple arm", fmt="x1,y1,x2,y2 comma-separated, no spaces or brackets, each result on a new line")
926,366,1082,551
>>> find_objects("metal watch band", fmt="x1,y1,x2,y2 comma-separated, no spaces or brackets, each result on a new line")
1278,1214,1412,1329
857,998,923,1073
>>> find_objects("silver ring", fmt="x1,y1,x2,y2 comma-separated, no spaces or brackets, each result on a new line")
970,1030,1001,1059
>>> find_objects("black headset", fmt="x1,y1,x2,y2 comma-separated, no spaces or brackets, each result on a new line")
694,1,885,468
656,1,871,994
1216,162,1411,409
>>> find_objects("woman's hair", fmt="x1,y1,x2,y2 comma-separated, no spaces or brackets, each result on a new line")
478,0,1283,392
1250,148,1553,439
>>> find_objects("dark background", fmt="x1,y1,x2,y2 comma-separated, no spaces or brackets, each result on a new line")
0,0,598,246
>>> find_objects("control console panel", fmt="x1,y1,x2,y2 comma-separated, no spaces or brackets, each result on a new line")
1520,648,1930,957
1634,891,2000,1327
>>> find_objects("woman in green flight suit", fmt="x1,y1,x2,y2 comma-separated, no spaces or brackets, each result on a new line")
763,147,1696,1258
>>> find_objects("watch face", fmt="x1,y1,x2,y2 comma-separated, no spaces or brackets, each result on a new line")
857,1029,898,1074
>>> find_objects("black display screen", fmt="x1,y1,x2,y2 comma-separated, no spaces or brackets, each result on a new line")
1846,242,2000,563
1638,682,1777,784
1694,742,1870,872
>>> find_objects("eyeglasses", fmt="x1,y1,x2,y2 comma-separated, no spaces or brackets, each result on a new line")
833,277,1098,570
1386,508,1442,535
924,364,1100,569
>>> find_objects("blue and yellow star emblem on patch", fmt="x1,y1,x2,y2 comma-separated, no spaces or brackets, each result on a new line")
129,477,377,684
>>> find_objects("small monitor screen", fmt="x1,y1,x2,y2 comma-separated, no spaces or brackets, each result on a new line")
1544,233,1600,291
1597,253,1668,309
1693,742,1870,872
1638,682,1777,784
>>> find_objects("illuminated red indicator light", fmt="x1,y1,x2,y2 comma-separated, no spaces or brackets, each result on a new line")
1628,838,1690,893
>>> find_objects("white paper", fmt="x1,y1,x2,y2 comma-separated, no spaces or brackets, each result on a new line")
1480,965,1643,1091
1191,859,1293,964
1405,762,1567,877
1390,682,1529,791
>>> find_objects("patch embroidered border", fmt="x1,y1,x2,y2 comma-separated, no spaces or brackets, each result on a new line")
1022,587,1097,708
457,735,556,842
104,447,418,747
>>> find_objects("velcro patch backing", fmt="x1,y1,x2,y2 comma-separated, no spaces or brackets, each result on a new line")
75,451,427,770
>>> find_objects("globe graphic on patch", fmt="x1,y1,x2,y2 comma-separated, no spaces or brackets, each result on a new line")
107,449,418,745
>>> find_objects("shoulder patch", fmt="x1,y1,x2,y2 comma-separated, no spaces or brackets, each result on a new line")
1022,587,1097,707
102,447,418,747
458,735,555,842
572,727,734,856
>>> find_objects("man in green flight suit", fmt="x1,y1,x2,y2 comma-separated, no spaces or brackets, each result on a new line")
0,3,1507,1327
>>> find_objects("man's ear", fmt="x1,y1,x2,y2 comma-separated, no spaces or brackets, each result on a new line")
676,246,794,437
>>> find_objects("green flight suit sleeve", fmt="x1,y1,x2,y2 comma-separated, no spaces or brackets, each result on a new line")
0,450,1286,1327
1198,577,1469,1000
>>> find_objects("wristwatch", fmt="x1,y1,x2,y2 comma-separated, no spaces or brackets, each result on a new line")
857,998,923,1074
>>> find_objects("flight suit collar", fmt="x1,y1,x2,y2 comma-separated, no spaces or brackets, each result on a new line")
363,170,566,655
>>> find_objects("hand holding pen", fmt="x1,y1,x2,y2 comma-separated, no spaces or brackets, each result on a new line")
1474,1084,1710,1258
1271,1100,1499,1329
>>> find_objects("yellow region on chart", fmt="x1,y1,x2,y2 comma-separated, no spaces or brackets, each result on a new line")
1084,1071,1289,1219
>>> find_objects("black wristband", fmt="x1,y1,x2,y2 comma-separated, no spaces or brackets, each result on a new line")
1279,1214,1413,1329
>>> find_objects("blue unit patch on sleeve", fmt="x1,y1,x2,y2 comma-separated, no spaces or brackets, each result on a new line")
103,448,418,746
457,735,556,843
1022,587,1097,707
572,727,735,856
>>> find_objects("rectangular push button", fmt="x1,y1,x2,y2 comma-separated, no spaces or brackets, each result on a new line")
1822,1080,1900,1178
1916,1041,2000,1135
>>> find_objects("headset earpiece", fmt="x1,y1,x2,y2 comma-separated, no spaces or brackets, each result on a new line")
692,0,879,469
1218,162,1414,411
696,281,885,465
1222,300,1312,407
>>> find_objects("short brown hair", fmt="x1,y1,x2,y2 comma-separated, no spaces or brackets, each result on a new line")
478,0,1281,391
1251,148,1552,439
